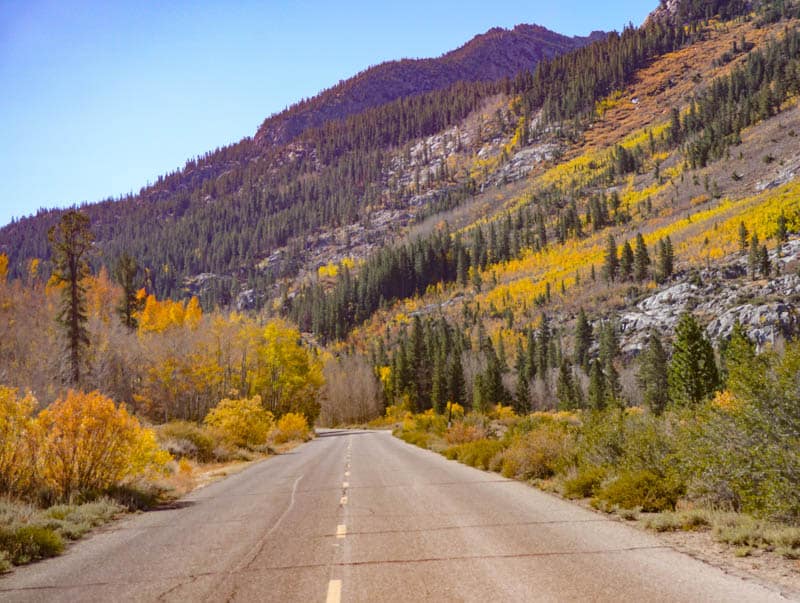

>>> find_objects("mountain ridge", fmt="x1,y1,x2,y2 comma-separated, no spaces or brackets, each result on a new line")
253,24,605,147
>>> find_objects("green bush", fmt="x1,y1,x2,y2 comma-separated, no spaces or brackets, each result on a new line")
0,549,10,573
593,470,683,512
563,466,607,499
0,525,64,565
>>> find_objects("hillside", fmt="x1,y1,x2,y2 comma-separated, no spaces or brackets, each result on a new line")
254,24,604,147
0,23,600,305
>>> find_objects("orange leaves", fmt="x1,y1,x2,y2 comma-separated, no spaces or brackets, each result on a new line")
37,390,170,500
137,293,203,333
0,386,39,497
0,388,170,501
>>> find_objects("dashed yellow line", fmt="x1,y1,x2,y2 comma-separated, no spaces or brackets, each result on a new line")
336,524,347,539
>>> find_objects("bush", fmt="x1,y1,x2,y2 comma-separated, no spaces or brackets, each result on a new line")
593,470,683,512
204,395,274,448
37,391,171,501
272,412,311,444
0,525,63,565
157,421,219,462
0,386,40,498
444,422,486,445
498,422,572,480
447,439,506,470
563,466,607,499
0,550,10,573
397,430,430,449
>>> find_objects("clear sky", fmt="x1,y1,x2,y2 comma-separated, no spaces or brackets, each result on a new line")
0,1,657,228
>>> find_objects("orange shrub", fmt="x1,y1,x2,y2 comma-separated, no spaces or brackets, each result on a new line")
37,391,170,501
444,421,486,445
0,386,40,497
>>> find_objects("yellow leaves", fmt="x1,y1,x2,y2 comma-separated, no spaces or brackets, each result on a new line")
0,386,39,496
378,366,392,385
490,404,516,420
595,90,624,118
272,412,311,444
37,390,170,500
204,395,274,448
27,258,39,281
0,253,7,284
318,263,339,278
445,401,465,418
711,390,741,413
137,293,202,333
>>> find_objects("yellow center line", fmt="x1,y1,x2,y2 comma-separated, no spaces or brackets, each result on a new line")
336,524,347,539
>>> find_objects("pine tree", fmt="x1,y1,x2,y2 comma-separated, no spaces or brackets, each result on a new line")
603,234,619,282
633,232,650,282
556,359,580,410
668,312,720,407
48,211,94,384
656,236,675,282
114,253,143,330
637,333,669,414
620,240,635,280
587,360,607,411
448,352,466,407
514,372,530,414
758,244,770,277
738,221,750,252
748,233,760,279
574,308,593,372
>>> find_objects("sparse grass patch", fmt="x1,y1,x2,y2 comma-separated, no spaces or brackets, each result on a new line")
643,509,712,532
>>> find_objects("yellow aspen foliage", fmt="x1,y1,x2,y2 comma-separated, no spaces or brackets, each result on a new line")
0,386,40,497
37,390,170,500
137,294,203,333
445,401,465,418
272,412,311,444
711,390,741,413
0,253,8,283
86,267,115,323
27,258,40,281
203,395,274,448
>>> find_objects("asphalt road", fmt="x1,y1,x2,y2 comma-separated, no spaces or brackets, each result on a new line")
0,429,794,602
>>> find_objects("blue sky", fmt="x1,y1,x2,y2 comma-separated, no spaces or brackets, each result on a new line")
0,1,656,228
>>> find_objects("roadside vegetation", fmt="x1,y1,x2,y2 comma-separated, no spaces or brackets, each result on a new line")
394,334,800,560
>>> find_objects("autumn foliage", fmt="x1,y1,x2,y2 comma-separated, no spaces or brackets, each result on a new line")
203,395,274,448
0,388,170,502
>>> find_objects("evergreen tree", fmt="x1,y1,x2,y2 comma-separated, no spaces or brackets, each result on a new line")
574,308,593,371
514,372,530,414
48,211,94,384
633,232,651,282
587,360,607,411
603,234,619,282
556,359,580,410
620,240,635,280
114,253,143,330
637,333,669,414
668,312,720,407
748,233,761,279
448,352,466,407
738,221,750,252
656,236,675,282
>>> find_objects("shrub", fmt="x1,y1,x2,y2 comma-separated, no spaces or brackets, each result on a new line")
644,509,712,532
397,430,430,449
593,469,683,512
444,422,486,445
204,395,274,448
563,466,607,499
272,412,311,444
453,439,506,470
0,386,40,497
157,421,219,462
37,391,171,501
499,422,572,480
0,550,10,573
0,525,63,565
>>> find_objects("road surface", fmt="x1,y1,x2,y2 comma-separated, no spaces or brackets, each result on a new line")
0,429,794,602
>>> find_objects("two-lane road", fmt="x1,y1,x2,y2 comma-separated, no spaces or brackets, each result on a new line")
0,430,793,602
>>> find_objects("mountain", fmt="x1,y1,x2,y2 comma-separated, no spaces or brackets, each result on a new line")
254,25,604,147
0,22,604,302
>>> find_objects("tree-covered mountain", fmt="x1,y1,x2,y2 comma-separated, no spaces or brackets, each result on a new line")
0,22,603,304
254,24,604,147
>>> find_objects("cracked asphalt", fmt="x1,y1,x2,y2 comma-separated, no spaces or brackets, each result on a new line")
0,429,792,602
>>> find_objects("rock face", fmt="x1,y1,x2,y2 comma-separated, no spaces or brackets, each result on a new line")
619,239,800,354
254,25,604,148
